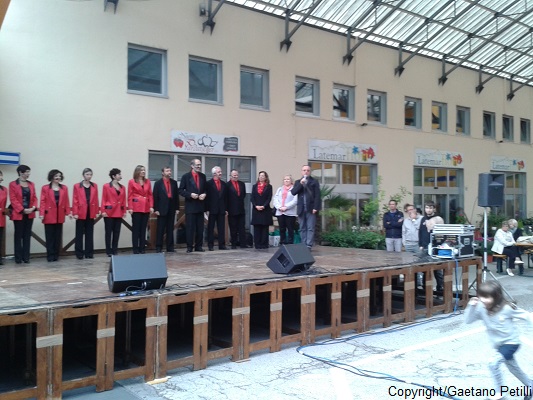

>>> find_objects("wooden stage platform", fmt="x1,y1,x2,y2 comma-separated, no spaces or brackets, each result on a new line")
0,246,482,399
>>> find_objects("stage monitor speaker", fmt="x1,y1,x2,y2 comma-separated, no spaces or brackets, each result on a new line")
478,173,504,207
267,244,315,274
108,253,168,293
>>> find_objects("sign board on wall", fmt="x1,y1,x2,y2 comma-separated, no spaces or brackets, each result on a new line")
490,155,526,172
414,149,464,168
0,151,20,165
308,139,378,163
171,130,240,155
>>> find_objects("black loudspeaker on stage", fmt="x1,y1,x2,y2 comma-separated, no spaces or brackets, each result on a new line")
478,173,504,207
108,253,168,293
267,244,315,274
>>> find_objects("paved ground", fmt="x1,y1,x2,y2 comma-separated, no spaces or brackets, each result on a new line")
63,261,533,400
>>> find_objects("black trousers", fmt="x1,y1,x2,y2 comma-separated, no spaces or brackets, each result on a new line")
156,212,176,251
228,214,246,247
253,225,269,249
207,212,226,248
104,217,122,256
186,212,204,249
277,215,296,244
13,216,33,263
44,223,63,261
131,212,149,254
75,218,94,258
502,245,520,270
0,227,4,262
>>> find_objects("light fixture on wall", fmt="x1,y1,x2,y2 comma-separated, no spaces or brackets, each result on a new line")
104,0,119,13
199,3,207,16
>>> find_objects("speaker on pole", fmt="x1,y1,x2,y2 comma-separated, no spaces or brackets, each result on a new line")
267,244,315,274
478,173,504,207
108,253,168,293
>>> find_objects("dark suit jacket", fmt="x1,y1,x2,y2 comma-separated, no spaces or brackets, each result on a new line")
226,180,246,216
291,176,321,216
153,178,180,217
250,183,273,226
179,171,207,214
205,179,227,214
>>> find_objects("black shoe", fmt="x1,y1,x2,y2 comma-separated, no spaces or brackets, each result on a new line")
156,247,162,253
208,247,214,251
219,246,228,250
166,249,175,253
85,255,94,259
76,256,84,260
195,247,205,252
107,254,112,257
231,245,237,249
241,245,250,249
187,248,193,253
15,259,22,264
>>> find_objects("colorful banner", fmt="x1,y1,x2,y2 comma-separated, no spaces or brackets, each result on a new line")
171,130,240,155
308,139,378,163
490,155,526,172
414,149,464,168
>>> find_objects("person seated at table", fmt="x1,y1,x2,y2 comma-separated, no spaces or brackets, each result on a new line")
492,221,524,276
508,219,525,264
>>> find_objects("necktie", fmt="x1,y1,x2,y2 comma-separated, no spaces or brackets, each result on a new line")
215,179,221,191
233,181,240,196
193,172,199,189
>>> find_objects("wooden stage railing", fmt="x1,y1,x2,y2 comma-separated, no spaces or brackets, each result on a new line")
0,257,482,399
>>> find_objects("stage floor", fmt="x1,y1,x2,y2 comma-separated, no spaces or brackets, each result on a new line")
0,246,428,312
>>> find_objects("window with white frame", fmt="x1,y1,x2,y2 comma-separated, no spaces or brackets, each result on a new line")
333,84,354,120
483,111,495,139
456,106,470,135
404,97,421,128
520,118,531,144
502,115,514,141
432,101,447,132
367,90,386,124
189,56,222,103
295,77,319,115
128,44,167,96
240,66,269,110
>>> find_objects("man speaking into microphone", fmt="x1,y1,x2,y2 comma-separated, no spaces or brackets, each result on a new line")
291,164,321,250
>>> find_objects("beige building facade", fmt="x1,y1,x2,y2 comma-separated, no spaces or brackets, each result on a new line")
0,0,531,255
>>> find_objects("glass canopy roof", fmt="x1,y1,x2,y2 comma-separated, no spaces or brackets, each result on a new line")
223,0,533,93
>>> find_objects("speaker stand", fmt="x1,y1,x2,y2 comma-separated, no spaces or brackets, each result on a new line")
478,208,515,303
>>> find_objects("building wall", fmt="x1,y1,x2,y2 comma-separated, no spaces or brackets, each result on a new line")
0,0,531,254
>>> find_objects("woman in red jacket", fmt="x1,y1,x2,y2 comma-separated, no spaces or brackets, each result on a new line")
0,170,6,265
101,168,126,257
9,164,38,264
127,165,154,254
39,169,71,262
72,168,99,260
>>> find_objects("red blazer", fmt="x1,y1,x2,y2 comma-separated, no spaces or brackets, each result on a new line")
39,184,71,224
101,182,126,218
0,186,7,228
127,179,153,213
72,182,99,220
8,179,38,221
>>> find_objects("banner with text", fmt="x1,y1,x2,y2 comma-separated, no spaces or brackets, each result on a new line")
490,155,526,172
308,139,378,163
414,149,464,168
171,130,240,155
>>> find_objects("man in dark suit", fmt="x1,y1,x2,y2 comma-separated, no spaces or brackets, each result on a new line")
291,164,321,250
153,166,180,253
179,159,207,252
205,166,228,251
226,169,248,249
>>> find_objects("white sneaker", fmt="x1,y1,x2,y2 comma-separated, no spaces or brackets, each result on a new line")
507,268,515,276
515,259,524,265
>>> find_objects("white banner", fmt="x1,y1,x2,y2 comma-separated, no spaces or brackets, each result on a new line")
308,139,378,163
414,148,464,168
171,130,240,155
490,155,526,172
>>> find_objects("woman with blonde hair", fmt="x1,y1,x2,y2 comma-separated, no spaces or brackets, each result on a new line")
273,175,298,245
127,165,154,254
